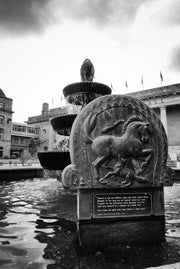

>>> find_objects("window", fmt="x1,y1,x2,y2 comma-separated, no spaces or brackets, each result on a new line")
12,124,26,132
0,147,3,158
27,127,37,134
0,115,4,125
0,102,5,109
12,136,18,144
20,137,28,145
0,129,4,140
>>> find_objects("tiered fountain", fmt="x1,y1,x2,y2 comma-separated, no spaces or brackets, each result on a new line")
38,59,112,172
38,59,175,251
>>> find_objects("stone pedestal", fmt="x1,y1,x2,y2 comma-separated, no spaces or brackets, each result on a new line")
77,187,165,248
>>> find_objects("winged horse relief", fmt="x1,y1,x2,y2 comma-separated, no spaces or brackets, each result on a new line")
84,114,153,186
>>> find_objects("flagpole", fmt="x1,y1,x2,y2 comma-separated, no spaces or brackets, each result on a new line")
52,98,54,108
160,71,163,87
125,79,128,92
141,76,144,90
110,83,114,93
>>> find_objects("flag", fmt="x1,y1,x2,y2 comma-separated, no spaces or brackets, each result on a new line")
160,71,163,82
125,79,128,88
110,83,114,91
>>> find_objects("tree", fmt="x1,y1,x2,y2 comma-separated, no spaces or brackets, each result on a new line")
28,138,41,156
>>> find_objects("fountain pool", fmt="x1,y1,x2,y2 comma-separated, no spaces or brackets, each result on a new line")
0,178,180,269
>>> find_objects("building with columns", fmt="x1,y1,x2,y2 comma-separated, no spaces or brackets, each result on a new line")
128,83,180,160
26,84,180,161
0,83,179,161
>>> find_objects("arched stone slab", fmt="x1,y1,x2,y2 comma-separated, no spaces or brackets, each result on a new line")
70,94,168,188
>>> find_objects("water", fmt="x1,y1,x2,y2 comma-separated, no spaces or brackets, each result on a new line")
0,179,180,269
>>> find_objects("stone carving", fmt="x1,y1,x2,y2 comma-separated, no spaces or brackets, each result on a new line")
62,164,85,189
70,95,168,188
84,114,153,185
162,166,175,186
80,58,95,82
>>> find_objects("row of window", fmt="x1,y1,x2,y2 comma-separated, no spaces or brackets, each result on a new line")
12,124,39,134
0,125,40,141
11,136,30,145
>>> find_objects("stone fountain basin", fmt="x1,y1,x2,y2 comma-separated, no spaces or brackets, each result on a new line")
63,82,112,105
63,82,112,96
37,151,71,170
50,114,77,136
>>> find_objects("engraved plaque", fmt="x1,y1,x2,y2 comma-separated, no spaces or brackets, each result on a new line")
93,192,152,218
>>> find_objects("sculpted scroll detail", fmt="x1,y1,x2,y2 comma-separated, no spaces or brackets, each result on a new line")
83,114,153,186
62,164,85,189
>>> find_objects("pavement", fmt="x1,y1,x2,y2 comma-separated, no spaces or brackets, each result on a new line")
0,163,42,170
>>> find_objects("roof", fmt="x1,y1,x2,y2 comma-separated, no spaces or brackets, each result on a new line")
0,88,6,98
127,83,180,100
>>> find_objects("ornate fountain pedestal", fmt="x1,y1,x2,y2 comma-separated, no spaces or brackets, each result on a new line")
64,94,174,249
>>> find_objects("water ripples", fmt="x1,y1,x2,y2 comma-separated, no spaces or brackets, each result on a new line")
0,179,180,268
0,178,76,269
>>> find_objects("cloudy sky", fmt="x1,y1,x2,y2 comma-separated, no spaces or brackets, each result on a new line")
0,0,180,122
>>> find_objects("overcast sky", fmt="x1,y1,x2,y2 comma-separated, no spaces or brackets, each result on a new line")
0,0,180,122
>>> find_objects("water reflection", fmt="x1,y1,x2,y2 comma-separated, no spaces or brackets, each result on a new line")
0,178,76,269
0,179,180,268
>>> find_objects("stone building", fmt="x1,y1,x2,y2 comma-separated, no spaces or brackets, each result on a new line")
0,89,13,158
26,103,79,152
11,122,39,158
26,83,180,161
1,83,180,161
129,83,180,160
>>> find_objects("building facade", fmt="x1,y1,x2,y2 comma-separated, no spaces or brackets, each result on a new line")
10,84,180,161
0,89,13,158
10,103,78,159
0,84,180,160
26,103,79,152
11,122,40,158
129,83,180,160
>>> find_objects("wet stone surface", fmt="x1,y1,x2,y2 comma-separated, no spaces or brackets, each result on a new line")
0,178,180,268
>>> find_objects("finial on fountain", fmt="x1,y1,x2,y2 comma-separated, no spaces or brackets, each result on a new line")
80,58,95,82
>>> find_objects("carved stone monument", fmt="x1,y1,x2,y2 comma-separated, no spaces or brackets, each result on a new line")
60,59,174,249
62,92,174,249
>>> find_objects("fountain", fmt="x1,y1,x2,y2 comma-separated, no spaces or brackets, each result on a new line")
38,59,111,172
38,59,175,251
0,60,179,268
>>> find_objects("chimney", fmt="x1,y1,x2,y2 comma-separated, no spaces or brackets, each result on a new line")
42,103,49,115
